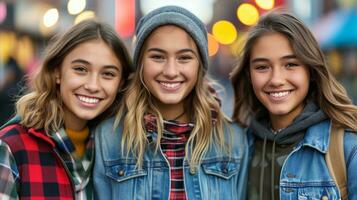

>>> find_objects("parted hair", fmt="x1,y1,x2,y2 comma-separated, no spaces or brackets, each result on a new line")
231,11,357,132
16,19,133,133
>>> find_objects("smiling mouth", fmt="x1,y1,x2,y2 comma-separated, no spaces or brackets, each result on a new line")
77,95,100,104
159,81,182,89
268,90,291,98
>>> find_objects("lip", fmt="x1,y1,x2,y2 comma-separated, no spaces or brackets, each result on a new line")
157,81,183,91
76,94,102,108
265,90,292,102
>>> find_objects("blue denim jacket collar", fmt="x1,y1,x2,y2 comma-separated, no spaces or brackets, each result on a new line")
299,120,331,154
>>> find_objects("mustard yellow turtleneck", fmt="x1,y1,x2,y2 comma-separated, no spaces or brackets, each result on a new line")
65,127,89,158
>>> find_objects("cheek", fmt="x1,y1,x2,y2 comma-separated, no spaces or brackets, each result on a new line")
106,79,122,97
142,63,157,86
186,62,199,81
250,73,266,95
290,70,310,90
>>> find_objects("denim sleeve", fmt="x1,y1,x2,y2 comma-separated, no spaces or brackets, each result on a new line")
237,131,249,200
344,131,357,200
0,140,19,200
93,126,112,200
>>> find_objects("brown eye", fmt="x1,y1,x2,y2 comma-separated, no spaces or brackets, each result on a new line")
102,72,116,78
150,54,165,62
73,66,87,74
286,63,299,68
254,65,269,71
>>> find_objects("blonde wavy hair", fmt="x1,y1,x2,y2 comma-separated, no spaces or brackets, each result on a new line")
231,11,357,132
115,34,230,170
16,19,133,133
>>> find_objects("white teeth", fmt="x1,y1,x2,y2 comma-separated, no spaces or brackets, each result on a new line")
270,91,290,98
78,95,99,104
160,82,180,89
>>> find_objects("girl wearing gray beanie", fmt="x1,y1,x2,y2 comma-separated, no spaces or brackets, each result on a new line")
93,6,248,200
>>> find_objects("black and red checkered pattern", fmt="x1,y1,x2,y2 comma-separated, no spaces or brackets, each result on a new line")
0,124,74,199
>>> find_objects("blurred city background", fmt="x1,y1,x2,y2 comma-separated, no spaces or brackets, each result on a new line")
1,0,357,125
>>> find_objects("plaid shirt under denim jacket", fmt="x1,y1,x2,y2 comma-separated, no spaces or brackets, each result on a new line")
0,116,94,199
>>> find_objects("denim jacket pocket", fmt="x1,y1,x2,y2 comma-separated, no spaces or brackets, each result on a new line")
105,161,148,182
202,159,240,179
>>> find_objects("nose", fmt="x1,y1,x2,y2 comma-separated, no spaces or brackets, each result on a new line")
269,66,285,87
84,74,100,92
162,58,179,78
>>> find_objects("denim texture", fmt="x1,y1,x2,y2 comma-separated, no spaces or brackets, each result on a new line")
93,117,249,200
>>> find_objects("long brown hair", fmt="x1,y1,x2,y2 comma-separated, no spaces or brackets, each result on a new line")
16,19,133,133
231,11,357,132
116,27,230,170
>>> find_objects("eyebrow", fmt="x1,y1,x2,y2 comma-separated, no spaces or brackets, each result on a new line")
71,59,120,71
250,54,297,63
71,59,90,65
147,48,197,55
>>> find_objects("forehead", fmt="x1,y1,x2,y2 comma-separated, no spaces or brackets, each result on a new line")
62,39,122,67
144,25,197,50
250,33,294,58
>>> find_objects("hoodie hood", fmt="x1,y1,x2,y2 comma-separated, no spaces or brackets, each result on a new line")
250,101,327,145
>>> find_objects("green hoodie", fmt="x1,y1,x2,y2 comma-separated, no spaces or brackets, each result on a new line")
247,101,327,200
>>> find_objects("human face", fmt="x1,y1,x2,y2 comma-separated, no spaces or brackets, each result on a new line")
57,39,122,131
142,25,200,119
249,33,310,130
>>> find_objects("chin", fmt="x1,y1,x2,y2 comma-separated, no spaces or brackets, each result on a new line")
77,113,98,121
267,108,291,116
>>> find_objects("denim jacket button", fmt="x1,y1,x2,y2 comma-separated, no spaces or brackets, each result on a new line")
118,170,125,176
223,168,228,174
321,196,328,200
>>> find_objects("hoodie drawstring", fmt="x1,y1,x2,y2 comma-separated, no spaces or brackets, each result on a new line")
259,136,267,200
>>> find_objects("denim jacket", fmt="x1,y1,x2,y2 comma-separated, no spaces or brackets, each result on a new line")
248,120,357,200
93,117,248,200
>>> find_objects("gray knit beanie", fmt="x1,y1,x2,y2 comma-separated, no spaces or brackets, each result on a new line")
133,6,209,70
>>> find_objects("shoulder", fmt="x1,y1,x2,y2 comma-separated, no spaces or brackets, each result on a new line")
344,130,357,163
222,120,248,150
222,120,245,137
94,116,120,137
0,123,26,140
343,129,357,148
94,116,123,152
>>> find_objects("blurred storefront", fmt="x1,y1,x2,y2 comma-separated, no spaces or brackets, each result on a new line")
0,0,357,122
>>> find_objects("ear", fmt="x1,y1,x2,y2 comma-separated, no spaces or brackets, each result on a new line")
55,69,61,84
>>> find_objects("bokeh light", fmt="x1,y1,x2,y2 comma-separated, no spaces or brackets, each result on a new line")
43,8,59,28
208,33,219,56
237,3,259,26
0,32,16,63
212,20,237,45
68,0,86,15
74,10,95,24
16,36,35,69
0,2,6,24
255,0,275,10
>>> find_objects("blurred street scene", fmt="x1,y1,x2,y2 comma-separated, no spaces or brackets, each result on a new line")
1,0,357,125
